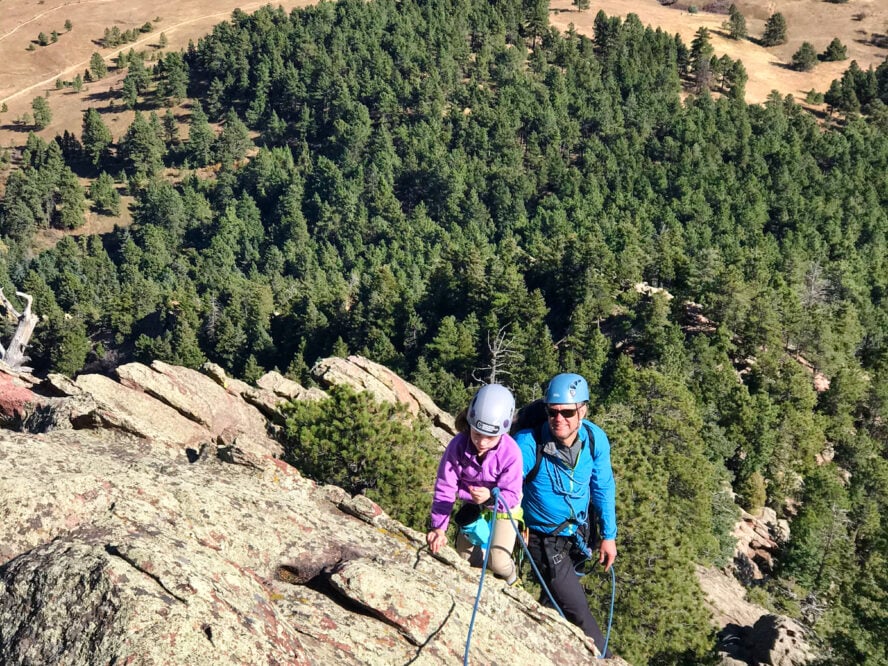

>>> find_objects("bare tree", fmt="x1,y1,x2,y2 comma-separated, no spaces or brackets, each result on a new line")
0,290,38,372
473,325,522,385
802,262,830,308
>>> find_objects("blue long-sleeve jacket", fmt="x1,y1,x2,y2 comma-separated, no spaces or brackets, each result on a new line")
516,419,617,540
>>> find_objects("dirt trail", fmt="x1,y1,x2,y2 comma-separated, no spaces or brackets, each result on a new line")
0,0,103,42
0,1,283,107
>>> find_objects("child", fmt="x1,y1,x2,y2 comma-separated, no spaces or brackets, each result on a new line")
426,383,523,584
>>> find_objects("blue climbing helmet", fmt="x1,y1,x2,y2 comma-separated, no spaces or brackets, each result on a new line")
467,384,515,436
545,373,590,405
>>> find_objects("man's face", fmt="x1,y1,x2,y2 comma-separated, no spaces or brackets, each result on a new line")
546,403,586,445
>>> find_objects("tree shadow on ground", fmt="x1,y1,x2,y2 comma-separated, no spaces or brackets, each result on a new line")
0,123,36,134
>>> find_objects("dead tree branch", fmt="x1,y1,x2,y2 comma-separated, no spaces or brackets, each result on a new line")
0,289,38,372
473,325,522,385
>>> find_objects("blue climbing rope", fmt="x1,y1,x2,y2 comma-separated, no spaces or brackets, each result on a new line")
460,488,618,662
497,494,565,616
601,563,616,659
463,496,497,666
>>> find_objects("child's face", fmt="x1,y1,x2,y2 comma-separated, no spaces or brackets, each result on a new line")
470,429,501,455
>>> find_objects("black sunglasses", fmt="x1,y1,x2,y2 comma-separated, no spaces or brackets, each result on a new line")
547,407,578,419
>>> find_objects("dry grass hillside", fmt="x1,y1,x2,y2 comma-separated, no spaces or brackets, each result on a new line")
0,0,313,240
552,0,888,104
0,0,886,241
0,0,313,152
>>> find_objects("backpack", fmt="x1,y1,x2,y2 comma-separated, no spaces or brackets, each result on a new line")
510,399,596,486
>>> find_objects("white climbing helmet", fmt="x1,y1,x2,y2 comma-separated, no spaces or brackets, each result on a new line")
467,384,515,436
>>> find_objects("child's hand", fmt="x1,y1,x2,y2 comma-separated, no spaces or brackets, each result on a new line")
427,528,447,553
468,486,491,504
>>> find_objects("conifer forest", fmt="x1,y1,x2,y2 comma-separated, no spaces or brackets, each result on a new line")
1,0,887,663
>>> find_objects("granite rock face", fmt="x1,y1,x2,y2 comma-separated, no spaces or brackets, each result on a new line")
0,359,619,665
697,507,815,666
312,355,456,446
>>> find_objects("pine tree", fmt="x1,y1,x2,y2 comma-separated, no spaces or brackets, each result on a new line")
783,464,851,596
54,167,85,229
726,4,747,40
156,52,188,104
118,111,165,175
121,75,138,109
791,42,818,71
185,103,215,166
31,96,52,129
523,0,549,51
282,385,439,531
690,27,715,92
89,52,108,80
46,312,90,376
214,109,252,165
81,108,112,166
161,109,179,146
89,172,120,215
822,37,847,62
597,362,720,663
761,13,787,47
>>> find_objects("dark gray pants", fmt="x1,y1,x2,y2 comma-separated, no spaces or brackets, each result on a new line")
528,531,611,658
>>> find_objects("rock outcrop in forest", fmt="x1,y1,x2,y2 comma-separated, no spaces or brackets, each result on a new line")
0,356,812,665
0,357,625,665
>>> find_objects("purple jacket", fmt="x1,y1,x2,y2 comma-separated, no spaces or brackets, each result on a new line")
429,432,523,530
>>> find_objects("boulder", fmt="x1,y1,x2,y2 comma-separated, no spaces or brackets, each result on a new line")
256,370,327,402
716,615,815,666
696,565,764,630
312,355,456,446
110,361,282,461
0,368,43,426
698,508,815,666
732,509,783,582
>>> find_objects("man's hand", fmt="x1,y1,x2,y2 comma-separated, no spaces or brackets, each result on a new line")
468,486,491,504
599,539,617,571
427,528,447,554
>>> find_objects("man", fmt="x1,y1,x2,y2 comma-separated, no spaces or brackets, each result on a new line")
516,372,617,657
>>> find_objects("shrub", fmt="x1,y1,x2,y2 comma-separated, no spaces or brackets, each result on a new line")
791,42,818,71
821,37,847,62
745,585,769,607
281,385,439,531
737,470,767,515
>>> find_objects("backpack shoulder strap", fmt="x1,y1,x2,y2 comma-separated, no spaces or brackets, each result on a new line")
523,423,546,487
583,422,596,459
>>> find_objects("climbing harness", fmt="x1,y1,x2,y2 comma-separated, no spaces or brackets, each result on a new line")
462,488,616,663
